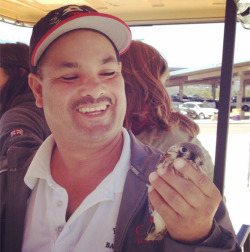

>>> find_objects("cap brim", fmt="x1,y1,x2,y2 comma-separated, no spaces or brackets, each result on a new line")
31,12,131,66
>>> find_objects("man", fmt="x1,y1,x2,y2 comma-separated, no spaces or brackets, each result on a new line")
0,4,241,252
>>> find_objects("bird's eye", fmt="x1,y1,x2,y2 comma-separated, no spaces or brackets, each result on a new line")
180,147,188,153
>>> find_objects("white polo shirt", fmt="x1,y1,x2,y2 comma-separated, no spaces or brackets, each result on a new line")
22,128,131,252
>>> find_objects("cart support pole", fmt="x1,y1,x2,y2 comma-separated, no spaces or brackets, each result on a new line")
214,0,237,195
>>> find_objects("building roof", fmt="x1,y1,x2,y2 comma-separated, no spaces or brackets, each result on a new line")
168,60,250,87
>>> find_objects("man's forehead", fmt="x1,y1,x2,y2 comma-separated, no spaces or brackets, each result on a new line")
52,55,118,69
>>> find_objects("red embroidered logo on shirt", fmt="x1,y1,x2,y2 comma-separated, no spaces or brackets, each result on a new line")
10,129,23,137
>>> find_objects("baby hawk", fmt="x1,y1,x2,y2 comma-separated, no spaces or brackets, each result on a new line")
146,142,207,241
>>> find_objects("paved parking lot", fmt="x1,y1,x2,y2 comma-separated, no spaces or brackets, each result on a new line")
195,118,250,233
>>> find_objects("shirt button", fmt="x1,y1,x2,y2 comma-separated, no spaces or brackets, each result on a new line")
58,226,63,232
57,201,63,207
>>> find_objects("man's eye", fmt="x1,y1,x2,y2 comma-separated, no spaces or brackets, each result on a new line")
61,76,78,80
100,71,115,76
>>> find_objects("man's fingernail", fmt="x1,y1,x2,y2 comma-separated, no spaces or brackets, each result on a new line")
149,172,158,182
174,158,186,170
158,166,167,176
148,185,154,192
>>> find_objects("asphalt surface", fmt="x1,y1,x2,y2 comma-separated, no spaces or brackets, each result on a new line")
196,119,250,135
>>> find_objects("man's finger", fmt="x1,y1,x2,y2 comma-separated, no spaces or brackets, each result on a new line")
157,167,206,208
173,158,221,201
149,172,191,215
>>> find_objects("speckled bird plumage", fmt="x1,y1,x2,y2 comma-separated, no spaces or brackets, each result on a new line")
146,142,207,241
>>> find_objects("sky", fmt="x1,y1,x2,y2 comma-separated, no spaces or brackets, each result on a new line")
0,21,250,69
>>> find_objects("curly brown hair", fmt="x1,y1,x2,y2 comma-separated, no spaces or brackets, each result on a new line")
121,40,199,137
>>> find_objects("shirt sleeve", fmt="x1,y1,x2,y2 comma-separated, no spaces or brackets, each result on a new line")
0,105,50,157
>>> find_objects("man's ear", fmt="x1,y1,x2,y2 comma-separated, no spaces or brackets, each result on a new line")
28,73,43,108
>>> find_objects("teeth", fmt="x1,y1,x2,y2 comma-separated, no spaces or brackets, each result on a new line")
78,105,107,113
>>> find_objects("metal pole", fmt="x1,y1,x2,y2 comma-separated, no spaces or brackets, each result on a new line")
214,0,237,195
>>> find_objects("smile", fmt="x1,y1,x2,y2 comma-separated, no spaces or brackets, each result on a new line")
78,105,108,114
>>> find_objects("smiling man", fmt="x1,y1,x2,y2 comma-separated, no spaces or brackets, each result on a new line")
30,30,126,148
0,4,241,252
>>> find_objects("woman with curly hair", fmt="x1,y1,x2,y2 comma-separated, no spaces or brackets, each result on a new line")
121,40,214,179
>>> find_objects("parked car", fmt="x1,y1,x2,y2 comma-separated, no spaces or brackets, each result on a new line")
179,102,218,119
230,96,250,111
171,94,180,102
171,93,188,101
187,94,205,102
178,105,197,119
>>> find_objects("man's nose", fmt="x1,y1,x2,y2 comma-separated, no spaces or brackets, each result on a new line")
78,77,105,99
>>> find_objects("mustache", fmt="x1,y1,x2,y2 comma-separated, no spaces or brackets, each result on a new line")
71,96,113,109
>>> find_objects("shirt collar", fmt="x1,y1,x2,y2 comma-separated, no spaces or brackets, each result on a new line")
24,134,55,189
24,128,131,193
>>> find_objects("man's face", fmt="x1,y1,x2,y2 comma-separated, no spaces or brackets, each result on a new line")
30,30,126,147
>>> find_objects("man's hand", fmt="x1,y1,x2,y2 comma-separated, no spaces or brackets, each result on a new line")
148,157,222,243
